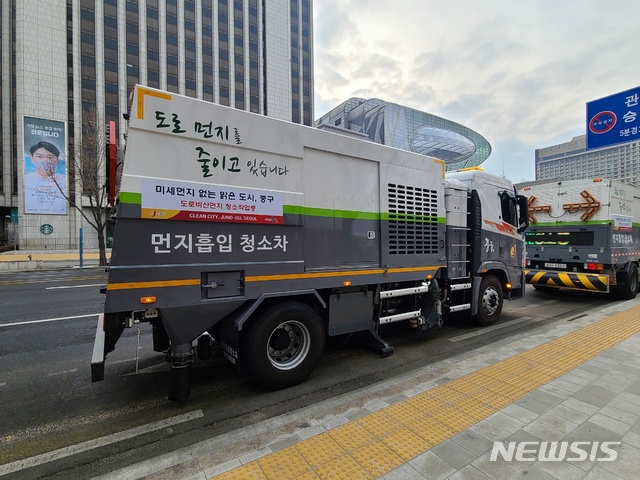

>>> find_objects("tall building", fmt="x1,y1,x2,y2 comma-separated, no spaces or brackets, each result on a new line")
535,135,640,185
0,0,313,249
316,98,491,170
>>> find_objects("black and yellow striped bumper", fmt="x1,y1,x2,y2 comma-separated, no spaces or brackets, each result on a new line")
524,269,609,292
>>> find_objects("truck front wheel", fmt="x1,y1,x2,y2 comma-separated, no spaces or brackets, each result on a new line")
618,265,639,300
475,275,503,326
244,301,325,390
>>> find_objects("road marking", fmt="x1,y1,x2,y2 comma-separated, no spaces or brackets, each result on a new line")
0,382,6,387
45,284,104,290
0,409,204,477
509,299,558,311
448,316,534,342
47,369,78,377
0,313,100,328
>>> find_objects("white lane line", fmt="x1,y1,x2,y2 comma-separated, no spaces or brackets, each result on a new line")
46,284,104,290
0,314,100,328
0,382,6,387
448,317,533,342
0,409,204,477
47,369,78,377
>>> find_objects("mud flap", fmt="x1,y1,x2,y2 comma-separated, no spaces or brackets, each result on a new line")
91,314,105,382
219,317,242,371
416,279,442,337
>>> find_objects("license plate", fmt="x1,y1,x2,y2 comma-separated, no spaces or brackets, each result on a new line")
544,263,566,269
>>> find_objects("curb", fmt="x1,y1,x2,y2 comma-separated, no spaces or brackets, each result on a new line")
0,260,44,272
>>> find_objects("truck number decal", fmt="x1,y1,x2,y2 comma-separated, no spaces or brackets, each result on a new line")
612,233,633,245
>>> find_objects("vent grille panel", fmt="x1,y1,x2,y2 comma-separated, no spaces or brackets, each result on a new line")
388,184,439,255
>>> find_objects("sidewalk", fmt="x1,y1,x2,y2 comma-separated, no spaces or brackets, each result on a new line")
0,249,110,271
99,296,640,480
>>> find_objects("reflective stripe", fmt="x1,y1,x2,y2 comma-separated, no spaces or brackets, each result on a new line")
578,274,597,290
106,266,443,291
106,279,201,291
524,269,609,292
246,266,441,283
557,272,575,288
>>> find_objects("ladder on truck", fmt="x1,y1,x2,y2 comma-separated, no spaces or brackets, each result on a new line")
442,184,473,314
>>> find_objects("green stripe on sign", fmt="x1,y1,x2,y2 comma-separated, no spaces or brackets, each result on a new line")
283,205,380,220
284,205,445,223
120,192,142,204
531,220,613,227
118,196,445,224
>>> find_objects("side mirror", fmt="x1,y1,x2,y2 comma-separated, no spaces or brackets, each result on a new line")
516,195,529,234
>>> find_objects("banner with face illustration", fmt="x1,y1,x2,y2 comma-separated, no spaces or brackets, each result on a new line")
23,116,68,215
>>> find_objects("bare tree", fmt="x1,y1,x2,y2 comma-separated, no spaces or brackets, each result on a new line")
42,106,111,266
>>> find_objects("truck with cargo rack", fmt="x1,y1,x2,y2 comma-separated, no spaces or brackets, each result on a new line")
91,86,529,401
520,178,640,299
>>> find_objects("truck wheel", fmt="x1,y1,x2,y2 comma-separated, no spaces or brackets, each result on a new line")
618,265,639,300
475,275,503,326
244,301,325,390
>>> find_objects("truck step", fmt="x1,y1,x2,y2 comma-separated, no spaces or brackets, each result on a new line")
379,285,429,299
379,309,422,325
450,283,472,291
447,303,471,313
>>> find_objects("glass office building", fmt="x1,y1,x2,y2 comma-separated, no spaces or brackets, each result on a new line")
316,98,491,170
535,134,640,185
0,0,313,249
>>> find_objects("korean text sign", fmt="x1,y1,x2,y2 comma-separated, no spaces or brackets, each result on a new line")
586,86,640,150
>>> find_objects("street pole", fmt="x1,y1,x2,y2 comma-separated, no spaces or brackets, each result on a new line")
79,227,84,267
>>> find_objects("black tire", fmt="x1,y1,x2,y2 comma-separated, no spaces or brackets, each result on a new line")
618,265,639,300
474,275,503,326
243,301,325,390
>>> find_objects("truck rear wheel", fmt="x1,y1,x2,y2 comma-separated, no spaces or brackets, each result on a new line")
244,301,325,390
475,275,503,326
618,265,639,300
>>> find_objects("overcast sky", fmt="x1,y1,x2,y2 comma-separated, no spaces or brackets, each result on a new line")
312,0,640,182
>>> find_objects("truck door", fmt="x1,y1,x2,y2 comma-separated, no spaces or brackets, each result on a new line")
498,190,523,270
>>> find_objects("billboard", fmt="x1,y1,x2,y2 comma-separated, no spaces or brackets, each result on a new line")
586,86,640,150
23,116,67,214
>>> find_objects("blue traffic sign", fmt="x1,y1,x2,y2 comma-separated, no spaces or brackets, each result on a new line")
586,86,640,150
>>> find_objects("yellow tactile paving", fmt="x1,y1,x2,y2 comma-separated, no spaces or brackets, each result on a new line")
314,454,369,480
380,428,432,460
327,424,374,453
257,446,309,479
356,411,402,438
211,304,640,480
295,435,346,467
294,471,322,480
408,415,456,444
383,402,425,426
350,440,404,477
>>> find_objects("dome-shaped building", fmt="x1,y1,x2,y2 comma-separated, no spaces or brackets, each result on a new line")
315,98,491,170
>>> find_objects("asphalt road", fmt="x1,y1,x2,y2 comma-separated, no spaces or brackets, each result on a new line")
0,270,626,479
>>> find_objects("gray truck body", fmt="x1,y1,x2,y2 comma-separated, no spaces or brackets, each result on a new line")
521,179,640,297
92,86,527,400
